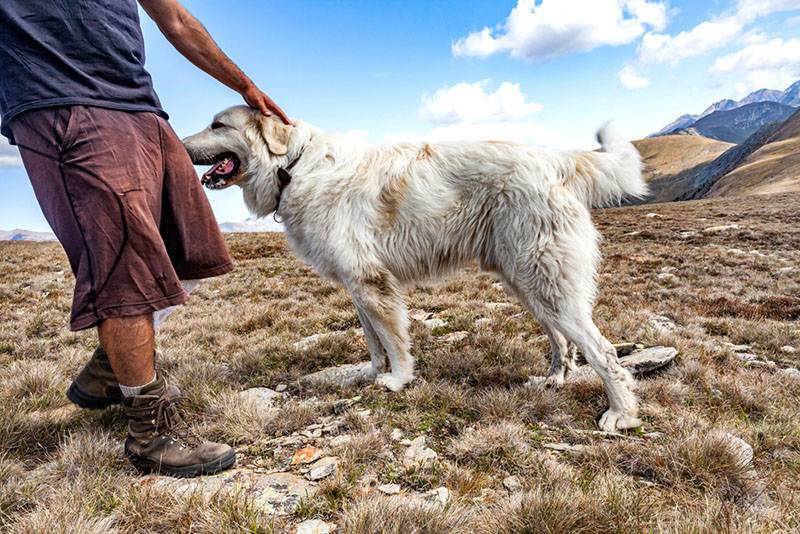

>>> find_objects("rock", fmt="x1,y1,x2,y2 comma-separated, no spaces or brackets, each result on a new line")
296,519,335,534
422,318,446,330
329,435,353,447
619,346,678,374
140,470,316,515
645,213,662,219
275,384,288,393
613,342,639,357
543,443,590,456
734,353,758,363
442,331,468,343
475,317,492,329
291,446,323,465
302,362,374,388
308,457,338,480
502,475,523,493
727,248,747,255
625,230,642,236
780,346,796,354
408,309,433,322
403,436,438,468
780,368,800,381
332,395,362,414
723,342,753,353
396,487,450,510
656,273,679,284
390,428,404,441
703,223,740,234
237,387,281,415
722,433,753,468
778,267,794,274
750,250,767,258
647,315,678,334
378,483,401,495
678,231,696,239
746,360,777,369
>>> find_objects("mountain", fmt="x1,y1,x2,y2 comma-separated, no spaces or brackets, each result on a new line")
218,218,283,233
699,98,738,118
687,101,796,143
652,114,698,136
652,80,800,137
781,81,800,107
0,229,56,241
738,89,783,106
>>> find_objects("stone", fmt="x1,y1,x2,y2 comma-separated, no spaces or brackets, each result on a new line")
703,223,740,234
378,483,401,495
296,519,335,534
442,331,469,343
781,368,800,381
625,230,642,236
746,360,776,369
647,315,678,334
329,435,353,447
275,384,288,393
645,212,662,218
723,342,753,353
778,267,794,274
722,433,753,468
750,250,767,258
308,457,338,480
734,353,758,363
619,346,678,374
237,387,281,415
390,428,404,441
656,273,679,284
502,475,523,493
403,436,438,468
613,342,638,357
408,309,433,322
140,470,316,516
475,317,492,329
396,487,451,511
291,446,323,465
422,318,446,330
302,362,374,388
780,346,796,354
543,443,590,456
678,231,696,239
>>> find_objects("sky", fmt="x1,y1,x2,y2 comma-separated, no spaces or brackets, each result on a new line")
1,0,800,232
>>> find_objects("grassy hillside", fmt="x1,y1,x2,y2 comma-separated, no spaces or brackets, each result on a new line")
1,194,799,532
632,135,733,202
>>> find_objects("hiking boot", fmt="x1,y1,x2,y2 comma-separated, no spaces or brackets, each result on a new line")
66,347,123,409
123,377,236,477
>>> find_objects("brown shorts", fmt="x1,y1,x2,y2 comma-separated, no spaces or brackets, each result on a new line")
12,106,233,331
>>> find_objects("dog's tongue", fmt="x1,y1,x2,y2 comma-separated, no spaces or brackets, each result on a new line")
204,158,234,178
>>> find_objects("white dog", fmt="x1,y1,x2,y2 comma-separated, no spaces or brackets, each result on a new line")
183,107,647,431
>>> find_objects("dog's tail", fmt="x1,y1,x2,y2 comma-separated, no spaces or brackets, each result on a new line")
563,123,648,207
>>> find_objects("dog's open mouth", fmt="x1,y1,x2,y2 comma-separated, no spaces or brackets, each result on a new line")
200,153,240,189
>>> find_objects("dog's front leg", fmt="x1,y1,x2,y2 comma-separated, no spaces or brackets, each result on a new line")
354,304,387,377
347,272,414,392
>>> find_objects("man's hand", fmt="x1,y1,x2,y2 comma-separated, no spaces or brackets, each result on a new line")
241,83,291,124
139,0,291,125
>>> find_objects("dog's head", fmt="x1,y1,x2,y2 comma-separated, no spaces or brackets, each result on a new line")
183,105,294,197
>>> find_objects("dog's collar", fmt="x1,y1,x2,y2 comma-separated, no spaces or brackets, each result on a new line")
274,154,302,222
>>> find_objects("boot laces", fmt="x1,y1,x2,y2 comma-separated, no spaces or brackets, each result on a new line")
153,389,201,447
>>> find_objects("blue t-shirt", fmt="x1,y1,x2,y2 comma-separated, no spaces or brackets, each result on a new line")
0,0,167,144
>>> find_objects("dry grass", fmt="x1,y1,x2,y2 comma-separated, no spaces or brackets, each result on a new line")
1,193,799,531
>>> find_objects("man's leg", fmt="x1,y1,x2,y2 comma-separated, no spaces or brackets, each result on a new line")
97,315,156,391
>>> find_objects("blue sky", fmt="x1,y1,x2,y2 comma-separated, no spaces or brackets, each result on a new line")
2,0,799,231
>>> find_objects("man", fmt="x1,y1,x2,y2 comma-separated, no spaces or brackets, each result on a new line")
0,0,288,477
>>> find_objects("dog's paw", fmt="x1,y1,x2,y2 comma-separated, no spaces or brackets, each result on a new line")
598,410,642,432
375,373,412,392
544,370,567,388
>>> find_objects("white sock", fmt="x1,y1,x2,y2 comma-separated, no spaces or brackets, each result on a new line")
152,279,201,329
119,374,158,397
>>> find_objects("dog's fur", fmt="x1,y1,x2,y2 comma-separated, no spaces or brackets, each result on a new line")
183,106,648,431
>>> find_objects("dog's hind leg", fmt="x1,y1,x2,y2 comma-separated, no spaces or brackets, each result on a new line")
354,304,388,376
542,326,577,388
347,270,414,392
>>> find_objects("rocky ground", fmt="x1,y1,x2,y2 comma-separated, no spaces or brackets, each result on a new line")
1,193,799,533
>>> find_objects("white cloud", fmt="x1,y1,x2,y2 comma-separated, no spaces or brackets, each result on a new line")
618,66,651,90
637,0,800,65
419,80,543,124
452,0,668,61
710,37,800,94
0,138,22,168
637,16,743,64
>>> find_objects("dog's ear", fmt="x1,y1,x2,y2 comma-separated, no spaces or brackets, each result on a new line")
254,115,292,156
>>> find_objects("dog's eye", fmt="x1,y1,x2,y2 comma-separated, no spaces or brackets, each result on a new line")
210,122,226,130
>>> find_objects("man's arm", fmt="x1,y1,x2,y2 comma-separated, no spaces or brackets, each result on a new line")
138,0,290,124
